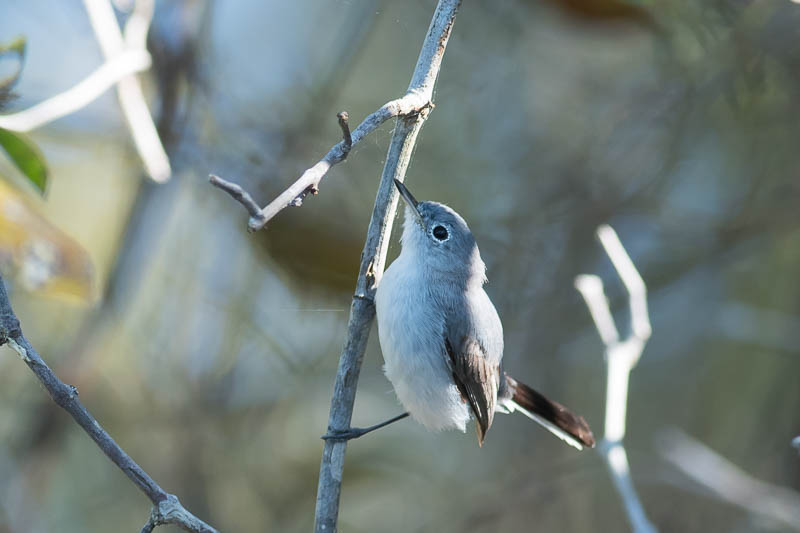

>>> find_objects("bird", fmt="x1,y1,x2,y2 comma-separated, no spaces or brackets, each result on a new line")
372,179,595,449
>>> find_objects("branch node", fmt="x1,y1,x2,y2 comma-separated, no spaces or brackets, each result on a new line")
53,383,79,408
7,337,31,363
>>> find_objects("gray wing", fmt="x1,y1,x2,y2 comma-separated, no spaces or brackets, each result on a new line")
444,288,504,446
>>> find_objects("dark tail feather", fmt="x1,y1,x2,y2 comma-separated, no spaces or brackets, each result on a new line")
504,375,595,450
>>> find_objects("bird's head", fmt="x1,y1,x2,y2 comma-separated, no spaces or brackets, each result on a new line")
394,179,486,283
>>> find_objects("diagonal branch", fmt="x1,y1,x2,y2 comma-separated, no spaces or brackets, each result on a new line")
210,93,431,232
0,49,151,132
658,428,800,530
0,275,216,533
312,1,461,531
575,224,656,533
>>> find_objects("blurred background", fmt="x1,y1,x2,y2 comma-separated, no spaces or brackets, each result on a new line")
1,0,799,531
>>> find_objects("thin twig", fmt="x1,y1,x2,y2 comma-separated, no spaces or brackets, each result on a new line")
313,1,461,531
658,428,800,530
575,224,656,533
0,49,151,132
208,174,267,227
211,93,431,232
0,275,216,533
83,0,171,183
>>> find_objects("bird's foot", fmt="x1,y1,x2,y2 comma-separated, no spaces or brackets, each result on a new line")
321,412,409,441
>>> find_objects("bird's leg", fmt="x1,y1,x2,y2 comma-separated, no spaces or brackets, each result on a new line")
322,412,409,441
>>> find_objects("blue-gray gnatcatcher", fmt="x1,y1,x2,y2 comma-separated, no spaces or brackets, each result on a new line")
371,179,595,449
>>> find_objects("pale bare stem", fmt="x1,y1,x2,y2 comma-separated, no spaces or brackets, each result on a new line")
658,428,800,530
0,50,151,132
0,276,217,533
575,225,656,533
313,1,461,532
122,0,154,51
604,442,657,533
83,0,171,183
211,93,430,232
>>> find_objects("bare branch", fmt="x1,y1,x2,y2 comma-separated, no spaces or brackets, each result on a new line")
0,49,151,132
208,174,267,230
658,428,800,530
576,224,656,533
212,93,430,232
0,276,216,533
578,225,652,441
313,1,461,531
83,0,171,183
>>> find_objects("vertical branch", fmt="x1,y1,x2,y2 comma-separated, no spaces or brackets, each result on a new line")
313,1,461,531
575,224,656,533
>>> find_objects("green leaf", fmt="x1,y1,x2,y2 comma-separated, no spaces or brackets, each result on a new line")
0,128,48,194
0,36,26,56
0,36,26,89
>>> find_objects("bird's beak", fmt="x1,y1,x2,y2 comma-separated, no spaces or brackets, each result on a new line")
393,179,423,224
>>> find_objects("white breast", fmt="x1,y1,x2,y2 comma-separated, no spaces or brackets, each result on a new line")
375,253,471,432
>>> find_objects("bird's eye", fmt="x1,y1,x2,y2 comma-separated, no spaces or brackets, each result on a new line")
432,225,449,241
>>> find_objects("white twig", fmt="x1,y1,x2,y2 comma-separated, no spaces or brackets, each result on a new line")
313,1,461,532
597,225,652,342
575,224,656,533
658,428,800,530
574,274,619,346
83,0,171,183
0,50,151,132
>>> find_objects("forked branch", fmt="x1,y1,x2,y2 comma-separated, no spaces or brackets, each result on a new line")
575,224,656,533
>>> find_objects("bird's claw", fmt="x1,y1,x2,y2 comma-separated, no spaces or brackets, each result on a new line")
321,428,369,441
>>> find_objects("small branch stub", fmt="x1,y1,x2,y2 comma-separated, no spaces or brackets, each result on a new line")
337,111,352,157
